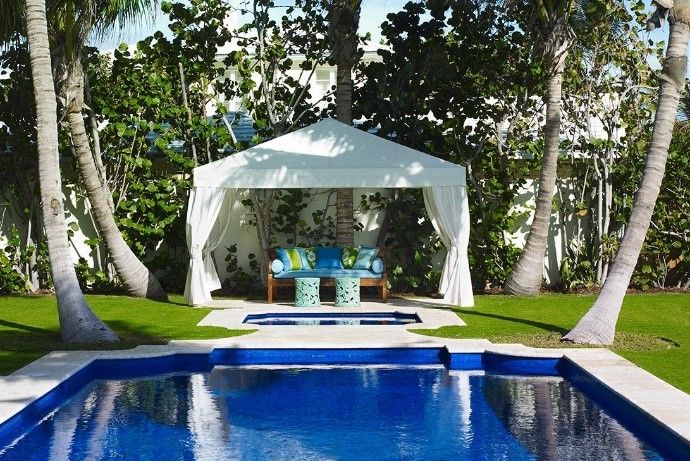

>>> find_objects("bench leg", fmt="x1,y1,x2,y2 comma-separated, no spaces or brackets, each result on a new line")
380,275,388,303
267,280,274,303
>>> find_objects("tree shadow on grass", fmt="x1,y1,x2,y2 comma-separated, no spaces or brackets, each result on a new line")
157,298,190,307
0,319,252,375
0,319,56,334
104,320,249,345
454,309,570,334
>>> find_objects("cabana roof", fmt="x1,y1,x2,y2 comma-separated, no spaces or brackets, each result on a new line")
193,118,466,189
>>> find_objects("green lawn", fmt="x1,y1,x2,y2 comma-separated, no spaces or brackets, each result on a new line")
414,292,690,393
0,294,252,375
1,292,689,394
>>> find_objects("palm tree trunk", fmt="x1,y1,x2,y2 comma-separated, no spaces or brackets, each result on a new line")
335,58,354,123
564,19,690,345
331,0,360,247
24,0,117,343
83,71,115,213
65,63,167,300
335,189,354,245
335,61,354,246
505,62,565,295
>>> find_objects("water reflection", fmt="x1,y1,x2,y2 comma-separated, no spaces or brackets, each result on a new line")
481,375,659,461
84,382,123,461
0,368,668,461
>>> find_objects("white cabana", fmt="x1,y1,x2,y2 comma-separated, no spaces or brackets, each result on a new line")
184,118,474,307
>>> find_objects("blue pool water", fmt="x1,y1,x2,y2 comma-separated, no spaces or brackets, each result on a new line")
243,312,421,325
0,365,670,461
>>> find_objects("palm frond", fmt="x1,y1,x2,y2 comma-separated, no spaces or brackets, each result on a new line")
91,0,159,42
0,0,158,49
0,0,27,44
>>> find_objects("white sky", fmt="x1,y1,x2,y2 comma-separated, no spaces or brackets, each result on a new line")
92,0,412,50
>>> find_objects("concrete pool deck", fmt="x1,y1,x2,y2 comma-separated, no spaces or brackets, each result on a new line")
198,297,465,330
1,298,689,451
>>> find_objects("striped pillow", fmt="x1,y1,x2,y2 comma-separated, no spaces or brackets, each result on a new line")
276,247,304,271
285,248,303,270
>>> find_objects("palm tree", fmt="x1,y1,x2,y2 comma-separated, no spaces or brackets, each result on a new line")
564,0,690,344
329,0,361,247
62,57,168,300
504,0,576,295
53,0,167,300
24,0,117,343
2,0,166,299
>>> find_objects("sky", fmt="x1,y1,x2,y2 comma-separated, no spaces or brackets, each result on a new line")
92,0,672,73
93,0,412,50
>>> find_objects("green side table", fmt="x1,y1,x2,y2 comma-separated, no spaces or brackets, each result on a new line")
335,277,361,307
295,277,321,307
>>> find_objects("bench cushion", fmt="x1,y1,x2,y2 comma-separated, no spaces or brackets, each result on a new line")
273,269,382,279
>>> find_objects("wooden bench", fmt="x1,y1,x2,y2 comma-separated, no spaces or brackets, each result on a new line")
266,250,388,304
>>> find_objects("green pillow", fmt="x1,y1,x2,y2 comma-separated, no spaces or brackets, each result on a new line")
342,246,358,269
285,248,303,270
305,247,317,269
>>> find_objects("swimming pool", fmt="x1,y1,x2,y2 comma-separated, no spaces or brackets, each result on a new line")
0,349,687,460
243,312,421,325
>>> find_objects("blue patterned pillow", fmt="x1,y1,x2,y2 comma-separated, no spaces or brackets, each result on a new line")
316,246,344,270
353,246,379,270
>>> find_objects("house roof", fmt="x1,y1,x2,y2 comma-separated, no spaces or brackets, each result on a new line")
192,118,466,189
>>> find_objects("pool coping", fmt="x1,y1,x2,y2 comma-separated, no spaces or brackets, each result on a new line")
1,335,689,454
197,300,465,330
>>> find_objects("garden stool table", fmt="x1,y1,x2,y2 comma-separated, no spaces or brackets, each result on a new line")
335,277,361,307
295,277,321,307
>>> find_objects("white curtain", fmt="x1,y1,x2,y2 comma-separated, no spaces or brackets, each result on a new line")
203,189,244,292
423,186,474,307
184,186,233,305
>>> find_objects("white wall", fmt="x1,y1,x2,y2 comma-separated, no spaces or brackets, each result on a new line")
0,184,101,266
509,176,582,286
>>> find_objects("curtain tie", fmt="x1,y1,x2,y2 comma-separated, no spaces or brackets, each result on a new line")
441,244,460,293
191,245,204,261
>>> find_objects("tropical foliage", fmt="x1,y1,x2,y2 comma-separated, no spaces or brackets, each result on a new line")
1,0,690,306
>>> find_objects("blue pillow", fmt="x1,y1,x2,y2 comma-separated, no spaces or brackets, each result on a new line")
316,246,344,270
371,257,384,274
275,247,292,271
271,259,284,274
353,246,379,270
